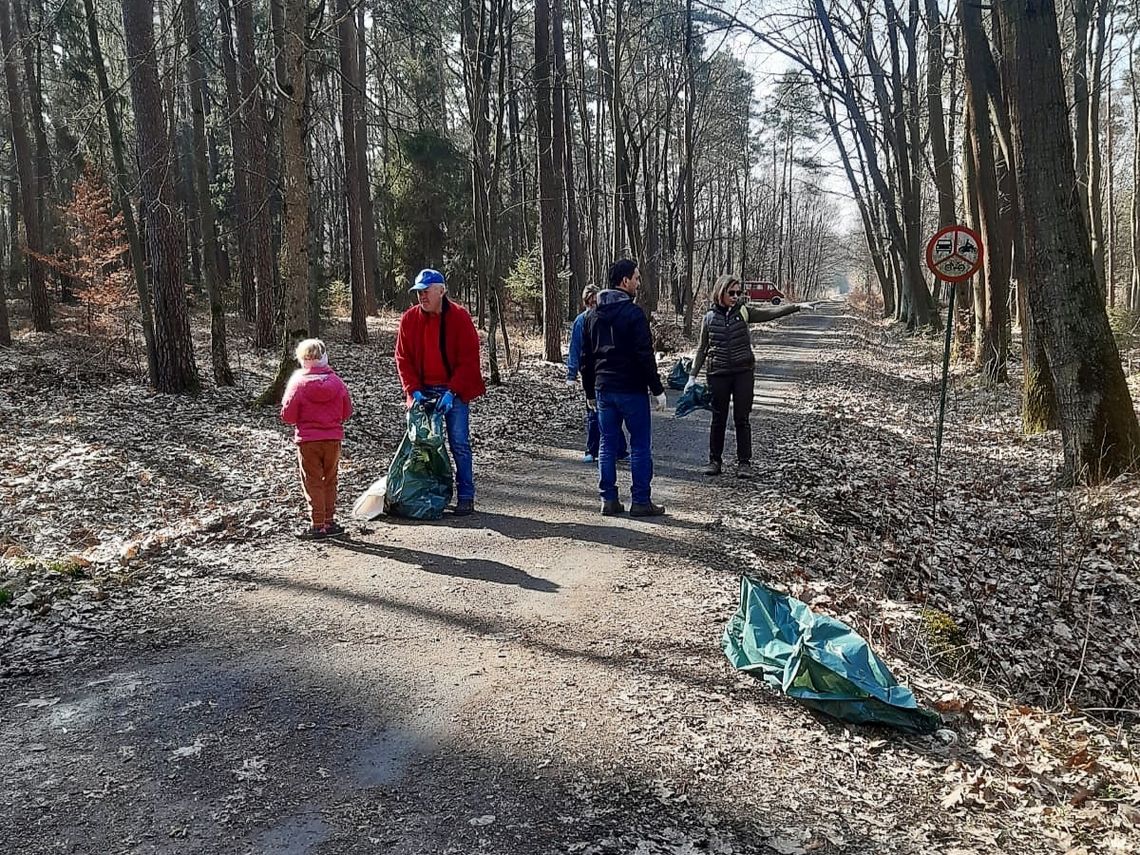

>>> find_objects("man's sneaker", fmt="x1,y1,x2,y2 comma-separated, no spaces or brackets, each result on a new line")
703,460,722,476
582,453,596,463
296,525,327,540
323,521,346,537
453,499,475,516
736,462,754,479
629,501,666,517
601,499,624,516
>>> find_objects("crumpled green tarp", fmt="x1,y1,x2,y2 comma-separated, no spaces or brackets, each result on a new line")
723,577,940,733
383,402,454,520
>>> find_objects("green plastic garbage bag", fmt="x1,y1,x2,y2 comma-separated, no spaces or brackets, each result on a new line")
383,403,454,520
667,357,693,391
674,382,713,418
723,577,940,734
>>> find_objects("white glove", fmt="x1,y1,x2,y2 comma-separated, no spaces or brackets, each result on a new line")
586,398,597,411
797,302,815,311
566,378,578,387
684,375,697,392
653,392,667,411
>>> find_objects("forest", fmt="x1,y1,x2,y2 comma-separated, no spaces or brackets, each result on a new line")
0,0,1139,469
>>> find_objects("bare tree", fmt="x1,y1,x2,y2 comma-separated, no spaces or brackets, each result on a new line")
995,0,1140,481
121,0,199,393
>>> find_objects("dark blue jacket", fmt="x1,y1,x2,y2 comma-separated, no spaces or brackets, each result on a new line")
580,289,664,399
566,310,587,381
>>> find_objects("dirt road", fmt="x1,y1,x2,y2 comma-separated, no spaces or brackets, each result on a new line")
2,306,954,854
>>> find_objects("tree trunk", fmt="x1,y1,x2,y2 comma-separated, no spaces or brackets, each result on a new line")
356,3,381,311
925,0,955,234
1087,0,1108,296
184,0,234,386
995,0,1140,482
557,0,587,320
1131,41,1140,312
681,0,696,336
0,0,49,331
234,0,276,347
121,0,199,394
535,0,563,362
259,0,312,405
337,0,368,343
961,0,1008,383
219,0,255,324
13,0,56,298
82,0,157,384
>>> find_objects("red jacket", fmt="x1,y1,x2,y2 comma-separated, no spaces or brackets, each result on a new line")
395,298,486,405
280,365,353,443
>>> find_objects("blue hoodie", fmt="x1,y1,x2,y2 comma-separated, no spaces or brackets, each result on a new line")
580,289,664,399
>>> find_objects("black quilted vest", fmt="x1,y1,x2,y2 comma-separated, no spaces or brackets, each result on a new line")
704,304,754,376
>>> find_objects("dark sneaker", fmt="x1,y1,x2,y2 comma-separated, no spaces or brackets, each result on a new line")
601,499,625,516
296,525,327,540
324,521,346,537
703,460,722,476
629,502,666,517
736,462,753,480
453,499,475,516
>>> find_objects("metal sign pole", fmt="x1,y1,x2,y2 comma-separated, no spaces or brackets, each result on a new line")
932,285,956,517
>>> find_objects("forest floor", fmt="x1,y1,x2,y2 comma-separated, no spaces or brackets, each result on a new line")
1,302,1139,854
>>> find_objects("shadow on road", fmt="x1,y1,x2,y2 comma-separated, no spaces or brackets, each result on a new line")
330,538,561,593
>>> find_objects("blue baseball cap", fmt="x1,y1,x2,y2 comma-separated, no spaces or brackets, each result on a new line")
410,268,445,291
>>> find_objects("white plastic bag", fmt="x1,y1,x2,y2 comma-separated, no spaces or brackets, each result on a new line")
352,476,388,520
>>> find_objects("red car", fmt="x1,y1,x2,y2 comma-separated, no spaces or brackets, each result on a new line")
745,281,785,305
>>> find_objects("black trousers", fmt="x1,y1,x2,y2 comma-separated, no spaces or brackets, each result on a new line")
708,370,754,464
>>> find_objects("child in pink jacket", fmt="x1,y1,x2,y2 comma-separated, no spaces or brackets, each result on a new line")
281,338,353,539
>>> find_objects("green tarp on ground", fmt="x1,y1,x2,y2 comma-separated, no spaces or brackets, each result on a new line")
723,577,941,734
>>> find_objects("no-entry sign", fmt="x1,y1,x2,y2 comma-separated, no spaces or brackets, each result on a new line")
925,225,984,283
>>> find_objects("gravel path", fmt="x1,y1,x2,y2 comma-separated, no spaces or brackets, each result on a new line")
3,306,1011,855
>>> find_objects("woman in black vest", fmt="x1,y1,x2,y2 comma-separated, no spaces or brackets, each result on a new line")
687,274,813,477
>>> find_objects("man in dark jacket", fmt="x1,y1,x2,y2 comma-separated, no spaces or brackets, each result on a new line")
580,259,667,517
395,268,486,516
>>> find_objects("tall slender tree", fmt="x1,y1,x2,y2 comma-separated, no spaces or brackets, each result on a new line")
121,0,199,393
0,0,50,331
184,0,233,386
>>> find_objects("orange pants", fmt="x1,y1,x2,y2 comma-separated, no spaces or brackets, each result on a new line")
297,440,341,526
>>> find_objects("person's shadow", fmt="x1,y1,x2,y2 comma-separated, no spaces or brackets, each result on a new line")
331,538,560,593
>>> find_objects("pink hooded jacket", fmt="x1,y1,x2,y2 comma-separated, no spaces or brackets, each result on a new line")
280,363,353,443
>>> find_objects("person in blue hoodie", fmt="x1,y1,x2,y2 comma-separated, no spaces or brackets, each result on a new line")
567,284,628,464
580,259,667,518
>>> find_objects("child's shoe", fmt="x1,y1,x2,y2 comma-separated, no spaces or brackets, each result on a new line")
323,521,346,538
296,525,326,540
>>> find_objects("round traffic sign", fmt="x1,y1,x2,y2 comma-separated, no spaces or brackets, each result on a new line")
925,225,984,283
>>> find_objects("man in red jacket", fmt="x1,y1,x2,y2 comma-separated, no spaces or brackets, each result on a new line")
395,268,486,516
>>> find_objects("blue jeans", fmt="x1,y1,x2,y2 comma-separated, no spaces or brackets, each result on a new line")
426,386,474,501
597,391,653,504
586,407,628,459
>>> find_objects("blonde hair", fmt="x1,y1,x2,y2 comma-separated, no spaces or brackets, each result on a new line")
581,284,600,306
710,273,742,306
294,338,327,364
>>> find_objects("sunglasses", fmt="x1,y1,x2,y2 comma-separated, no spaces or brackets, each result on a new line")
727,289,742,297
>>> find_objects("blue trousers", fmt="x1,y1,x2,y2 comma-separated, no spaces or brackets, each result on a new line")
426,386,474,501
586,407,628,459
597,391,653,504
